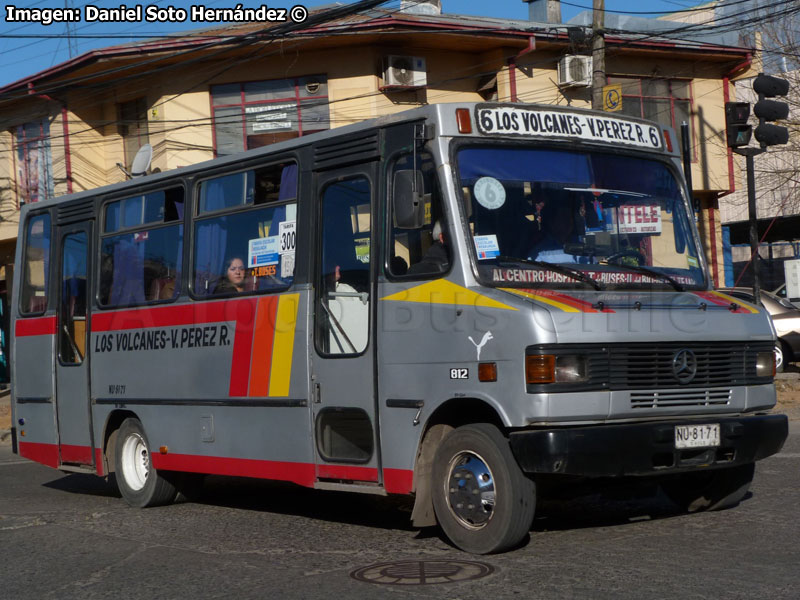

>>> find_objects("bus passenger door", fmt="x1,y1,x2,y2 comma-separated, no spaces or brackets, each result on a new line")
312,167,380,485
55,222,94,467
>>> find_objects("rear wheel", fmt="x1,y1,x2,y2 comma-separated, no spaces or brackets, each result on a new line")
115,418,178,507
661,463,755,512
431,423,535,554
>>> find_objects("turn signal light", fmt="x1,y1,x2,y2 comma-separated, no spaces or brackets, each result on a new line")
159,446,169,454
456,108,472,134
526,354,555,384
478,362,497,382
663,129,673,153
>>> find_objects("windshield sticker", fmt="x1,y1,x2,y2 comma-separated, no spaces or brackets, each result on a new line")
615,205,662,234
474,235,501,260
279,221,296,255
474,176,506,209
492,268,696,286
248,236,280,267
475,105,662,150
687,256,699,268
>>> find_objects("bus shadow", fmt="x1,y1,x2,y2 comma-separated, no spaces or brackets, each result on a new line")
193,475,418,531
43,473,121,498
531,489,754,532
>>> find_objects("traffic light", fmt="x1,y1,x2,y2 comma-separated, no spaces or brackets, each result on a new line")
725,101,752,148
753,73,790,147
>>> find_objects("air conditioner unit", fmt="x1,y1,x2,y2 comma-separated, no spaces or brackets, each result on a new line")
383,55,427,88
557,55,592,87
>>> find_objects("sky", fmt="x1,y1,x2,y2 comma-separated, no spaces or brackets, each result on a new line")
0,0,705,89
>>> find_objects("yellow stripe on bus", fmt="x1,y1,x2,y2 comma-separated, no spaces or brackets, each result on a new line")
382,279,517,311
269,293,300,397
710,291,760,313
500,288,582,313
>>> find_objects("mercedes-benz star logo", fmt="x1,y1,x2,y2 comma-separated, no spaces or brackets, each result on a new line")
672,349,698,384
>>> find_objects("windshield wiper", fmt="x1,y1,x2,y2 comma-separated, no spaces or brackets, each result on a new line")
496,256,604,290
605,263,685,292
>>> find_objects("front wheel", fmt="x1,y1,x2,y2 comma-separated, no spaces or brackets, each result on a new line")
431,423,535,554
115,418,178,508
660,463,755,513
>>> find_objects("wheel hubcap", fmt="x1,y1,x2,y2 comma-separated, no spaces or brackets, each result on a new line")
446,451,495,529
121,432,149,491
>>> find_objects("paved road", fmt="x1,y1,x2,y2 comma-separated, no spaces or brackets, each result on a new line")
1,428,799,599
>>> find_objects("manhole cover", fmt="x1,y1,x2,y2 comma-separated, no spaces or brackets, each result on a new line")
350,559,494,586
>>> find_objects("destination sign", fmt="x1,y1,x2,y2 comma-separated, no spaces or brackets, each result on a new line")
475,105,662,150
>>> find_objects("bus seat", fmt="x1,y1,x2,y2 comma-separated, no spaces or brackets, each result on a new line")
149,277,176,301
28,296,47,313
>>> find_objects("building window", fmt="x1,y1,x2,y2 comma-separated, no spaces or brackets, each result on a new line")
607,76,693,156
118,97,150,167
210,76,330,156
16,120,54,204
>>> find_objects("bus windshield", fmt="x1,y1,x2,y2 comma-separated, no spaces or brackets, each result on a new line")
457,145,705,290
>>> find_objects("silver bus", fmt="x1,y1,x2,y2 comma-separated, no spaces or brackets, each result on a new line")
11,102,788,554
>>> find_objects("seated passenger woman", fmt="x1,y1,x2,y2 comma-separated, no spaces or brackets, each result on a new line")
214,257,246,293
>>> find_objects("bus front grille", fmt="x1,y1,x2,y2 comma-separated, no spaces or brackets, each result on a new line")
630,388,732,409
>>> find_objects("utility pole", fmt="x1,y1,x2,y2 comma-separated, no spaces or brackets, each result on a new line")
591,0,605,110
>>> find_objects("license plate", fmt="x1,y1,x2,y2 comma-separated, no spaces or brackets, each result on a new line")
674,423,720,449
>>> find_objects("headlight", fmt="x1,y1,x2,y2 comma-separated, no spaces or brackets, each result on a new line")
757,351,776,377
526,354,588,384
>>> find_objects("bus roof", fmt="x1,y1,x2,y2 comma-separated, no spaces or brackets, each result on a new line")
22,102,677,214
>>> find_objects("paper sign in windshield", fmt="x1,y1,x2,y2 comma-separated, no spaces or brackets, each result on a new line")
248,236,280,267
616,205,662,234
474,235,500,260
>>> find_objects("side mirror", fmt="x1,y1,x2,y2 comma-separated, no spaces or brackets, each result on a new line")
393,170,425,229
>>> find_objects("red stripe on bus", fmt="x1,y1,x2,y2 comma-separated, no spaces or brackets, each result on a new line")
383,468,414,495
95,448,104,476
60,444,94,465
151,453,316,487
15,316,57,336
229,301,258,397
91,299,259,332
316,464,379,482
519,289,613,313
18,441,60,468
248,296,279,397
694,291,751,314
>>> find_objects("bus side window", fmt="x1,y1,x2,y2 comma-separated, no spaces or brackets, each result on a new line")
318,177,371,355
388,153,449,278
99,188,185,307
20,213,51,315
193,162,298,297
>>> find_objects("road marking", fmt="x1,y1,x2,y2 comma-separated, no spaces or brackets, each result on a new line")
770,453,800,458
0,460,30,466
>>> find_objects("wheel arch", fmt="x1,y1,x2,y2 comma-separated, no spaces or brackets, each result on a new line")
410,396,508,528
101,409,140,476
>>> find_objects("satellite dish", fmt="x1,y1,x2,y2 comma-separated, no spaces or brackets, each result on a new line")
130,144,153,177
116,144,153,179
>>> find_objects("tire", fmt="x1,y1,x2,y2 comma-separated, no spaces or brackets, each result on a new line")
775,342,785,373
114,418,178,508
431,423,536,554
661,463,755,513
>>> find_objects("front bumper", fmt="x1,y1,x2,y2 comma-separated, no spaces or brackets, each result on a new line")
509,414,788,477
